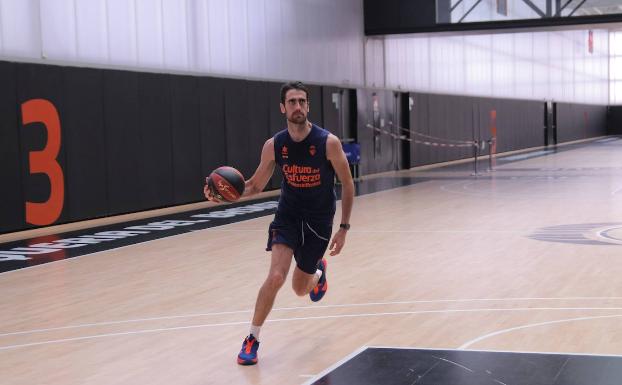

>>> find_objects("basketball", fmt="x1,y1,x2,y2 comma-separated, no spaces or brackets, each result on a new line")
207,166,245,202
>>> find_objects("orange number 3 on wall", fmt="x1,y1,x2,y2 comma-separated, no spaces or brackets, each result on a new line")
21,99,64,226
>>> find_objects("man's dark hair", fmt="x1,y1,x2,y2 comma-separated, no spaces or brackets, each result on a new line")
280,81,309,104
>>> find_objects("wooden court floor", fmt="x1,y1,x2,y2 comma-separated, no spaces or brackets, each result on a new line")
2,137,622,384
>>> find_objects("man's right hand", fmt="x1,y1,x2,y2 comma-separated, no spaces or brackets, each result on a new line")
204,179,221,203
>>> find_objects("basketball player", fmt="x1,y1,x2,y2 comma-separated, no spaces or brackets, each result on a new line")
204,81,354,365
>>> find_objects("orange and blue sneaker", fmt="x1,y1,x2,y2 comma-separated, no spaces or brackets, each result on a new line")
309,258,328,302
237,334,259,365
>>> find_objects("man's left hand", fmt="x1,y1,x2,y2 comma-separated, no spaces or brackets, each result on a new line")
329,228,347,256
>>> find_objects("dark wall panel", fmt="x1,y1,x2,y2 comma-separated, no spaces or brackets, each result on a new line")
223,78,253,179
609,106,622,135
409,93,429,167
500,100,542,152
62,67,108,222
585,105,607,138
246,81,271,182
426,94,473,165
409,94,545,168
17,63,68,227
0,62,22,233
557,103,607,143
170,75,202,205
268,82,284,190
103,70,142,215
199,77,227,181
136,73,174,210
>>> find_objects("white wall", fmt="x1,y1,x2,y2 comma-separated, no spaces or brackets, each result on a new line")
382,29,610,105
0,0,365,86
611,31,622,105
0,0,618,105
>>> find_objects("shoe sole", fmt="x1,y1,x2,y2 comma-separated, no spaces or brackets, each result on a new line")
237,357,258,365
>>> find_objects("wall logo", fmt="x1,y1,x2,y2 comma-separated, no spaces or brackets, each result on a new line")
529,223,622,245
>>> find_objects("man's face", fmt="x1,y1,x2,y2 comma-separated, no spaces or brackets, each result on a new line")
280,89,309,125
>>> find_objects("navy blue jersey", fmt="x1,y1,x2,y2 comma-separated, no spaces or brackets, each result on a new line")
273,124,336,221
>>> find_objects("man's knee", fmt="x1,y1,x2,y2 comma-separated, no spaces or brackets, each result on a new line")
266,272,287,290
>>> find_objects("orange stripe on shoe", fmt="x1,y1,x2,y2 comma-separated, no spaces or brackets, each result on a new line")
245,339,254,354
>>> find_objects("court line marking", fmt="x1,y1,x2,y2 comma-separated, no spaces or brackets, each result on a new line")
3,307,622,351
459,314,622,349
209,229,526,233
300,345,368,385
3,297,622,338
431,355,474,372
366,345,622,358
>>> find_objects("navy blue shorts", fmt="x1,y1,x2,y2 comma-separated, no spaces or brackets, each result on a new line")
266,212,333,274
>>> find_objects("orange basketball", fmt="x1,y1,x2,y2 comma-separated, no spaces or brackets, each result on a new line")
207,166,245,202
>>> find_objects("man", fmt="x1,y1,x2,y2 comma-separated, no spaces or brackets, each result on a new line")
205,81,354,365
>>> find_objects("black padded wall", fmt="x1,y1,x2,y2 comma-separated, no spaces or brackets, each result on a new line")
428,94,473,164
246,81,272,181
480,98,543,153
557,103,607,143
170,75,202,205
609,106,622,135
198,77,227,181
103,70,142,215
17,63,68,227
0,62,22,233
224,78,253,179
268,82,285,190
137,73,174,210
409,93,430,167
503,99,540,152
408,93,545,168
62,67,108,222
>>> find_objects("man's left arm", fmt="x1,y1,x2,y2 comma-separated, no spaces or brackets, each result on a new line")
326,134,354,256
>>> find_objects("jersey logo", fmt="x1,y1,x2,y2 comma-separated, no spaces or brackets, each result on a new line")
282,146,288,159
309,145,316,156
282,164,321,188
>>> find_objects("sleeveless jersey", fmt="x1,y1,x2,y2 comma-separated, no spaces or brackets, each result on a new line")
273,124,336,221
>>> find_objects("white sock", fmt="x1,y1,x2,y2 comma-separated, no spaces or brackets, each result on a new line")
250,325,261,340
315,269,323,281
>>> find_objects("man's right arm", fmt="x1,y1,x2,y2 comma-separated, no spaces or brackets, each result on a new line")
242,138,276,197
205,138,275,202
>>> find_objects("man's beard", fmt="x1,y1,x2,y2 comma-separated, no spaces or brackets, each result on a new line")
288,112,306,124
